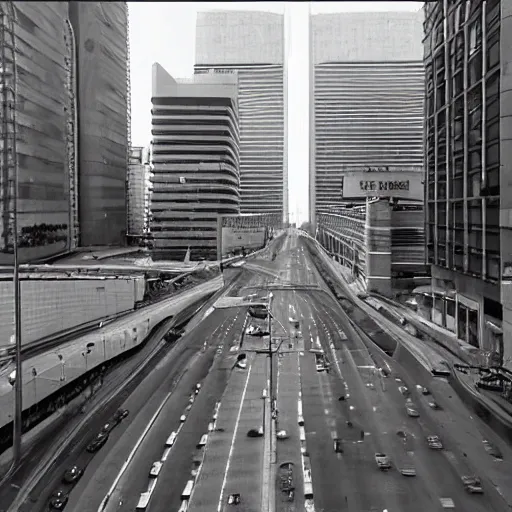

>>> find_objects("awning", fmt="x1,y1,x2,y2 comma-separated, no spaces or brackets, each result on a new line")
412,285,456,298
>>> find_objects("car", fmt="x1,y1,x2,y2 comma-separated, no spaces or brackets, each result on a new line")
427,435,443,449
62,466,83,484
149,461,163,477
462,475,484,494
416,385,430,395
237,361,247,369
277,430,289,440
49,490,69,510
180,414,186,422
400,467,416,477
333,439,343,453
428,400,441,410
228,493,241,505
113,409,129,423
406,406,419,418
100,423,112,434
405,397,414,406
297,415,304,426
482,440,502,459
398,386,410,396
374,453,391,470
86,431,109,453
247,426,264,438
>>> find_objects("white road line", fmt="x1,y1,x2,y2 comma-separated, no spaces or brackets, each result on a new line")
217,362,253,512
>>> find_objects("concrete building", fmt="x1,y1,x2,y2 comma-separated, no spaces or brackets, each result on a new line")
150,64,240,261
309,11,425,228
194,10,286,220
69,2,129,247
0,3,74,264
127,146,151,243
424,0,512,367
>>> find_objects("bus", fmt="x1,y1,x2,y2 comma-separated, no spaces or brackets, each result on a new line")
304,481,313,500
181,480,194,500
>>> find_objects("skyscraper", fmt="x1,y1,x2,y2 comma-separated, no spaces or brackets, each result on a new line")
194,10,286,221
309,11,424,227
69,1,129,247
424,0,510,363
150,64,240,261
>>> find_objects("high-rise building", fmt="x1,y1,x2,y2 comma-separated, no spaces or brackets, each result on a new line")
310,11,425,226
150,64,240,261
194,10,286,220
0,3,74,264
69,2,129,247
424,0,511,365
127,146,150,243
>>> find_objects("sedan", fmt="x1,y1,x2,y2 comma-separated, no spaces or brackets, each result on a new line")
86,432,109,453
113,409,129,423
406,406,420,418
149,461,163,477
427,435,443,449
462,475,484,494
62,466,83,484
416,385,430,395
398,386,410,396
374,453,391,470
49,490,69,510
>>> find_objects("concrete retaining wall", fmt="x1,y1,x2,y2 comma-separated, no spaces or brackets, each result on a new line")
0,277,144,347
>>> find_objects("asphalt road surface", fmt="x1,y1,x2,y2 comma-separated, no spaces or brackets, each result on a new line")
10,231,512,512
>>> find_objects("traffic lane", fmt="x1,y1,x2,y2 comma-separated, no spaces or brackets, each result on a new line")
314,296,509,511
148,315,246,512
63,309,240,512
275,352,304,512
303,295,421,512
98,309,245,512
17,312,229,512
220,354,267,512
188,355,255,512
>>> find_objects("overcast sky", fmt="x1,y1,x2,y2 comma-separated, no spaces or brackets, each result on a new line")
129,1,423,224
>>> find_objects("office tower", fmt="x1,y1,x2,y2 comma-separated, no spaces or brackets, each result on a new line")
424,0,510,364
310,11,424,227
195,10,286,220
127,146,150,242
150,64,240,261
69,2,129,247
0,3,73,263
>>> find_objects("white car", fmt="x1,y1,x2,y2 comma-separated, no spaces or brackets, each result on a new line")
406,406,419,418
462,476,484,494
276,430,289,440
237,360,247,369
400,466,416,477
374,453,391,470
149,461,163,477
416,385,430,395
398,386,410,396
427,435,443,450
180,414,186,422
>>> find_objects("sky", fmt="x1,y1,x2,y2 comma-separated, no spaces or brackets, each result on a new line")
129,1,423,225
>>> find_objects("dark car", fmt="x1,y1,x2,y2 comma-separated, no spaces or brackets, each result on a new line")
49,490,69,510
113,409,129,423
86,431,109,453
62,466,83,484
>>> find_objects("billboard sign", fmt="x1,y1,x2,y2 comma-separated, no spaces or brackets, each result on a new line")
341,170,423,200
221,227,266,257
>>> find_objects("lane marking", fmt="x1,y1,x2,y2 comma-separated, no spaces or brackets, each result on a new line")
217,362,253,512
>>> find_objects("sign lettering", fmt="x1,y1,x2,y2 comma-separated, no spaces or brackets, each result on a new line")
360,180,409,192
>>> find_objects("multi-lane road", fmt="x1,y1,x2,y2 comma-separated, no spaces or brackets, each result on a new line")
6,231,512,512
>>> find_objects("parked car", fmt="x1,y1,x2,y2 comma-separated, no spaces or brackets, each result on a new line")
113,409,129,424
86,431,109,453
49,490,69,510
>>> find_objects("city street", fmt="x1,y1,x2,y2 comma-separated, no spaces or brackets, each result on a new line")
7,232,512,512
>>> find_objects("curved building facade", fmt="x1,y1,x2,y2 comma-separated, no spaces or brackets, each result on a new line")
310,11,425,223
150,64,240,261
195,11,286,219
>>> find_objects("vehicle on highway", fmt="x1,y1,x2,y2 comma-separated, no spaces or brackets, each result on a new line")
247,426,264,437
86,431,109,453
49,490,69,510
482,439,502,459
195,383,201,394
165,432,177,449
62,465,83,484
427,435,443,449
440,497,455,508
405,397,414,406
180,414,186,422
228,493,241,505
428,400,441,410
197,434,208,447
277,429,289,440
100,422,112,434
462,475,484,494
136,491,152,510
400,466,416,477
181,480,194,500
237,360,247,369
406,406,420,417
315,353,326,372
374,453,391,470
398,385,410,396
298,415,304,426
416,385,430,395
334,438,343,453
149,461,163,477
178,500,189,512
113,408,129,423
